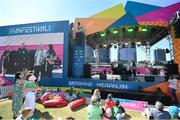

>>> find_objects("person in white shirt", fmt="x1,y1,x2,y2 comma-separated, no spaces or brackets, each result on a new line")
34,44,46,79
75,22,85,45
168,75,179,105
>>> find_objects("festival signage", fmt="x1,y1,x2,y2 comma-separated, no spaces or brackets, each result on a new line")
72,46,84,78
112,98,148,112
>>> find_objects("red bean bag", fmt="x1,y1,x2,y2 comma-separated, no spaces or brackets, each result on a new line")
69,97,86,110
43,96,68,108
40,92,51,104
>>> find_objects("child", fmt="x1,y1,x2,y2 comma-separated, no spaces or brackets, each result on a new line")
15,108,33,120
112,100,126,120
23,75,37,112
93,89,101,102
104,93,115,118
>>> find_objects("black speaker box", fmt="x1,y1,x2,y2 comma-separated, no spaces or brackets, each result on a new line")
167,64,179,75
144,75,155,82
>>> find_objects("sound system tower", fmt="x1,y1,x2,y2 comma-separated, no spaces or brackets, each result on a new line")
83,63,91,78
167,63,179,76
75,32,85,46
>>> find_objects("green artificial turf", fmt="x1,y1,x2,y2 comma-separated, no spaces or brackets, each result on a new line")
0,99,146,120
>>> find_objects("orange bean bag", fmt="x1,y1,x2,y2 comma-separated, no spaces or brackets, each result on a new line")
40,92,51,104
43,96,68,108
69,97,86,110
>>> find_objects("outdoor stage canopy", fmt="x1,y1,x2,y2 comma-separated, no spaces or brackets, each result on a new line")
73,1,180,47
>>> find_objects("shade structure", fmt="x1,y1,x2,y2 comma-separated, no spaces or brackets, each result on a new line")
136,2,180,27
90,4,125,19
125,1,161,17
107,12,138,29
74,18,116,35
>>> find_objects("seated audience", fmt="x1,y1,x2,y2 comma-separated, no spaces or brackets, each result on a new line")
169,105,180,119
93,89,101,102
15,108,33,120
70,90,79,102
112,100,126,120
69,88,84,102
65,88,73,102
87,95,102,120
77,87,84,98
144,101,171,120
104,93,115,118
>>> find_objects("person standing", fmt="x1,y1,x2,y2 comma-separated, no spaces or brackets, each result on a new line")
34,44,46,79
75,22,85,45
41,44,56,78
17,42,28,71
12,72,25,119
41,56,53,78
168,75,179,105
46,44,56,61
1,45,10,76
132,62,136,78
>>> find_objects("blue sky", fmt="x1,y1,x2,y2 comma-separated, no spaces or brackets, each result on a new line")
0,0,179,62
0,0,179,26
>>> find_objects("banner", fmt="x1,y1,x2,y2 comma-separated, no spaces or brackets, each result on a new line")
112,98,148,112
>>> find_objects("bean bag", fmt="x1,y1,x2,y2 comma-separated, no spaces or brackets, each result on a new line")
40,92,51,104
69,97,86,110
43,96,68,108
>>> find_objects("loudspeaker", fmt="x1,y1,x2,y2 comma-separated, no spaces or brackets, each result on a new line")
167,64,179,75
83,63,91,78
152,68,158,75
144,76,155,82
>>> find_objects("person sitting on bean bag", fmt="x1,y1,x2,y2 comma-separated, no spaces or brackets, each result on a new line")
65,88,73,102
112,100,126,120
69,90,79,102
77,87,84,98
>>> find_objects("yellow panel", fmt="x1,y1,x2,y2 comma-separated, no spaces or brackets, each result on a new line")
74,18,116,35
90,4,125,19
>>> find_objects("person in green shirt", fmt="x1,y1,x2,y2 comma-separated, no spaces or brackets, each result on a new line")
77,87,84,98
112,100,126,120
87,95,102,120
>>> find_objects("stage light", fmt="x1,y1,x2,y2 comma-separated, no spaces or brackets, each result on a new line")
142,28,148,32
127,28,133,32
103,44,107,47
138,27,142,31
113,30,119,34
100,33,106,37
136,41,141,45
